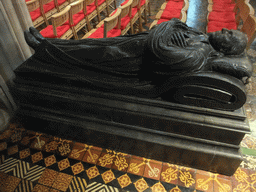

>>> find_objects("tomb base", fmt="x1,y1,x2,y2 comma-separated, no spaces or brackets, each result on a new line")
12,78,250,176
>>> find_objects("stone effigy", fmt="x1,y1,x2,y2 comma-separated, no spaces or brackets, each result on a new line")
23,18,252,111
12,19,253,175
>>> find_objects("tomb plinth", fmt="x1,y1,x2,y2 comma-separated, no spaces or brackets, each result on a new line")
12,61,250,176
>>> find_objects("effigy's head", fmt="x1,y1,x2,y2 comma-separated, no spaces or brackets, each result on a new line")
209,28,247,55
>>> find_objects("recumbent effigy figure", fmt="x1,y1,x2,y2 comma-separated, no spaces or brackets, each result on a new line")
22,18,253,111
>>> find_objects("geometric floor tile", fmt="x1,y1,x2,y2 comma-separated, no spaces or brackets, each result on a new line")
10,128,24,144
52,172,73,192
241,134,256,150
213,177,232,192
82,146,101,165
44,155,57,167
38,168,59,187
97,152,115,169
58,158,70,171
0,142,7,151
240,154,256,170
102,169,116,184
44,140,59,153
14,179,34,192
86,166,100,180
160,163,179,185
56,141,72,157
32,184,51,192
30,136,48,150
67,176,88,192
69,144,87,161
178,168,196,188
7,145,19,156
232,167,256,192
143,160,162,180
0,171,9,186
117,173,132,188
0,175,21,192
0,128,12,141
19,148,30,159
50,189,62,192
0,157,45,181
134,178,149,192
71,162,84,175
196,173,214,192
84,182,120,192
0,158,21,177
150,182,167,192
21,162,45,182
31,152,43,164
127,157,146,176
112,154,130,172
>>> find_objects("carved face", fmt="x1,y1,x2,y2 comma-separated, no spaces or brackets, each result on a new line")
209,28,247,55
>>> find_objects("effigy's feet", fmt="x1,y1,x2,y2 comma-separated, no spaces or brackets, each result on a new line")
24,27,45,50
24,30,40,50
29,27,45,41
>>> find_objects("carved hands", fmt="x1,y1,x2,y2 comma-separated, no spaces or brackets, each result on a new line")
207,55,253,80
167,31,188,48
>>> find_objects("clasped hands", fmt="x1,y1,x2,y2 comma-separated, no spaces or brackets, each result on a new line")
167,31,188,48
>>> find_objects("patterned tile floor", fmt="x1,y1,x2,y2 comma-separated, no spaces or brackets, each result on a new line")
1,0,256,191
0,121,256,192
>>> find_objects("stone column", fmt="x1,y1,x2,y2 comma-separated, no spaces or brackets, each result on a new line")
0,0,31,128
0,0,33,83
